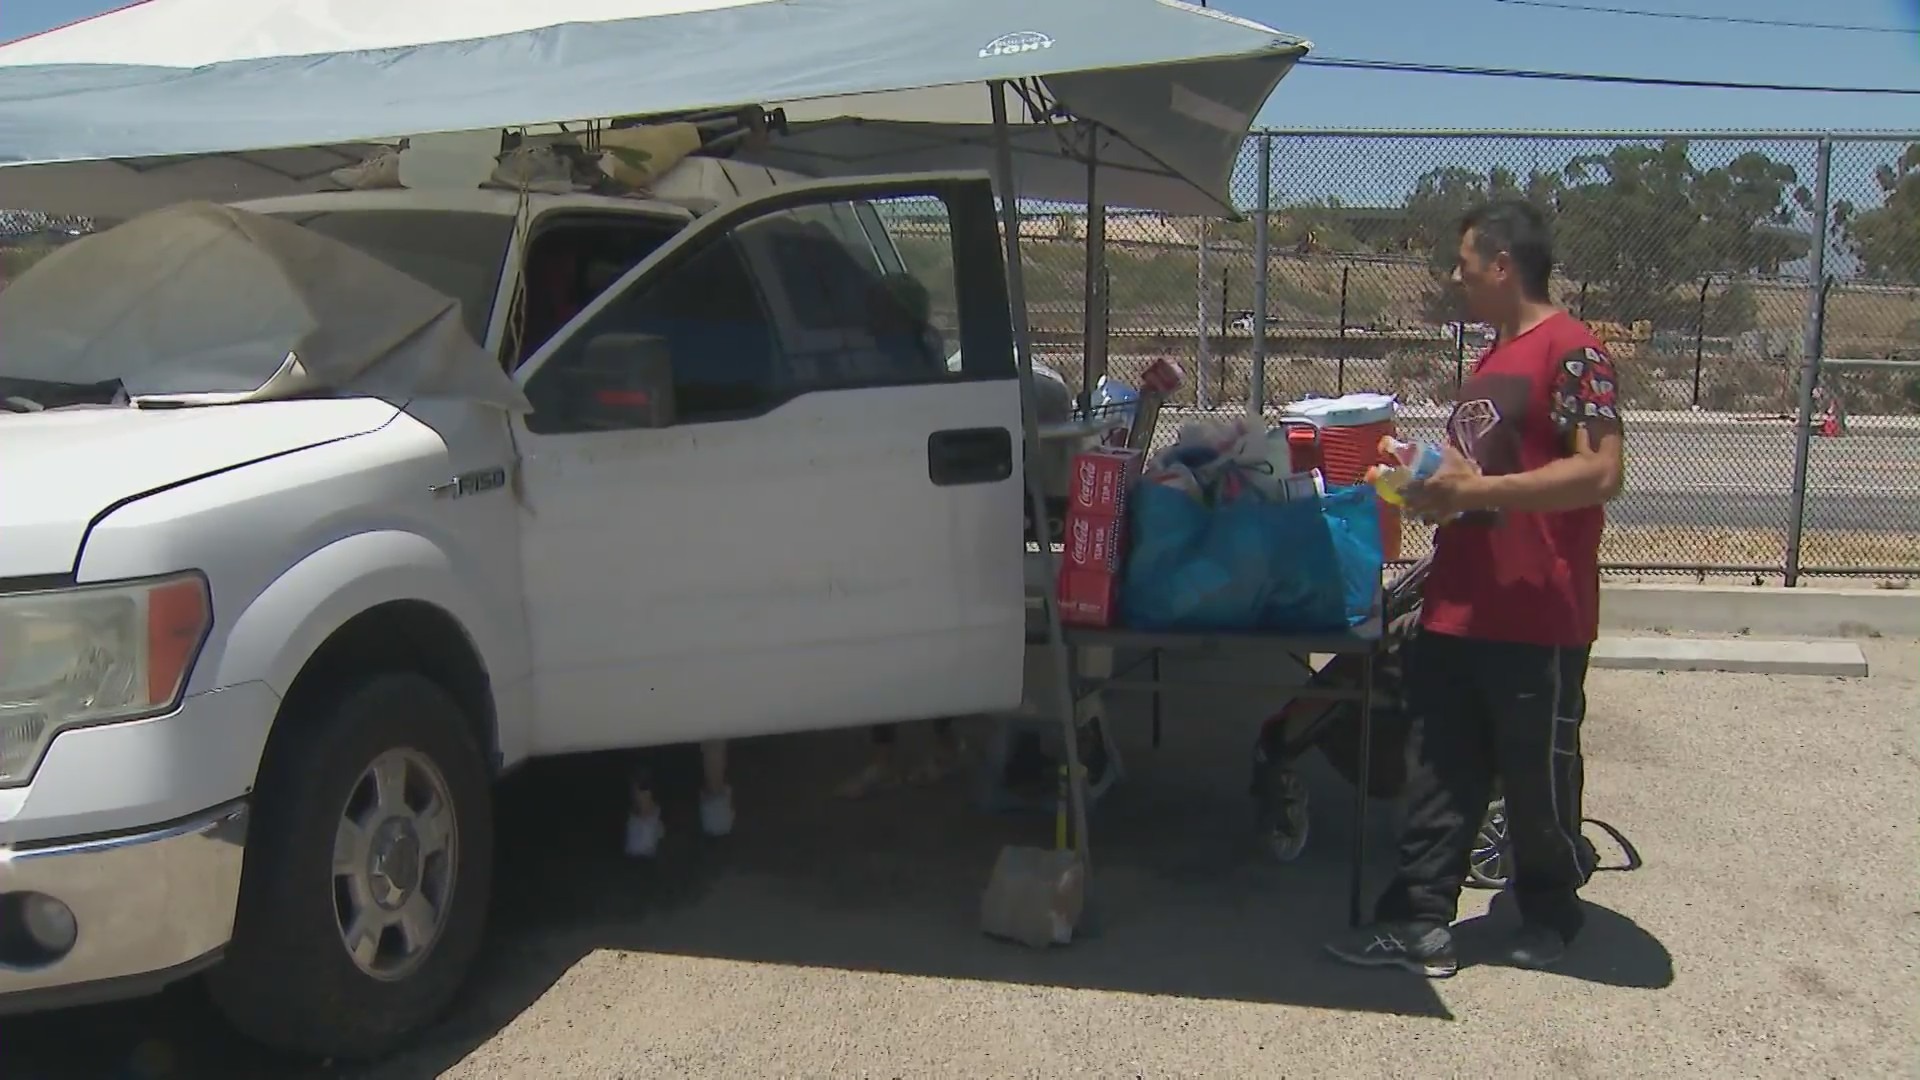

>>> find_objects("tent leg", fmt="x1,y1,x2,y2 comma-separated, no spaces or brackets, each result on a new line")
989,81,1095,886
1080,124,1107,415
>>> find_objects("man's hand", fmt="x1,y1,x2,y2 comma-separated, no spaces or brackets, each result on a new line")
1402,443,1485,522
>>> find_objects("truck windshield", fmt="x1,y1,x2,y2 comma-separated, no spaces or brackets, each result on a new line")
276,210,516,346
0,206,518,404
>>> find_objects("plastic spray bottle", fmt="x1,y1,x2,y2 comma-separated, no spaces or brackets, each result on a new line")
1364,436,1446,507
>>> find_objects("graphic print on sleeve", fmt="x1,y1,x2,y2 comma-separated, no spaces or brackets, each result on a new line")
1549,346,1622,439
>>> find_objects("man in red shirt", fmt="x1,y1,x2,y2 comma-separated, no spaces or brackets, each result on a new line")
1327,199,1625,976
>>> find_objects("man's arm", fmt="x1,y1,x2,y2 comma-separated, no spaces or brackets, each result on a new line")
1460,425,1623,513
1409,344,1625,518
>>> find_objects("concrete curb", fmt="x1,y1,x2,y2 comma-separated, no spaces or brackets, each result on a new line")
1601,583,1920,639
1593,637,1869,676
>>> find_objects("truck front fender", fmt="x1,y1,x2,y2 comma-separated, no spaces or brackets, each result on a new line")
213,530,530,764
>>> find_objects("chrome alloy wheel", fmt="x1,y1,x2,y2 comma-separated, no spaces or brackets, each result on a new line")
331,748,459,981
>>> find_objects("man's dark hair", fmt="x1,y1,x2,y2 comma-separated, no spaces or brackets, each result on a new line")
1460,199,1554,301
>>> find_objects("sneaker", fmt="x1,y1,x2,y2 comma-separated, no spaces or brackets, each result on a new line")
908,738,968,786
699,787,735,837
1505,925,1568,970
1324,922,1459,978
624,811,665,858
835,760,902,800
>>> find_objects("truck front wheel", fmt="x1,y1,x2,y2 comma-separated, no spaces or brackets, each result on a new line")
209,673,494,1059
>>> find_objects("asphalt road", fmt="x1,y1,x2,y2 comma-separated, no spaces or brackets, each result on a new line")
1149,408,1920,535
1403,419,1920,534
5,641,1915,1077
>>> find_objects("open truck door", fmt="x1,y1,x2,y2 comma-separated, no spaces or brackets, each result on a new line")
510,172,1026,752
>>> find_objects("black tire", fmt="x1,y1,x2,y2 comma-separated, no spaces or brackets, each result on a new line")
208,672,494,1059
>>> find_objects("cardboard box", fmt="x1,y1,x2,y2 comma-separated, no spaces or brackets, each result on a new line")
1056,567,1120,627
1066,447,1144,518
1063,512,1126,573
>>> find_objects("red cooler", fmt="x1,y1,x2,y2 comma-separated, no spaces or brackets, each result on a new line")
1284,396,1402,561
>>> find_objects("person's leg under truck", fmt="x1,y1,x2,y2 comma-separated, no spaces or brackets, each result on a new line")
1484,643,1592,941
1374,631,1497,928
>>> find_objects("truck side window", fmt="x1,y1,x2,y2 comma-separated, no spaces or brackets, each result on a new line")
523,189,1002,434
525,235,778,428
739,196,963,387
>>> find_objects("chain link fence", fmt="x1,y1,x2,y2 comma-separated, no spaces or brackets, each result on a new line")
1012,131,1920,580
2,134,1914,579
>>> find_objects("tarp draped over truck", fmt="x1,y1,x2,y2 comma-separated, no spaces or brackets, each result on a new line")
0,0,1309,216
0,201,531,411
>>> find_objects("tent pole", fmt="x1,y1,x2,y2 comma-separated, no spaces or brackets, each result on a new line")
1250,131,1270,418
1080,123,1108,415
989,80,1095,887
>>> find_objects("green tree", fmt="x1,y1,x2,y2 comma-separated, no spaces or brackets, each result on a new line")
1835,142,1920,283
1399,164,1561,321
1554,141,1803,323
1402,164,1562,276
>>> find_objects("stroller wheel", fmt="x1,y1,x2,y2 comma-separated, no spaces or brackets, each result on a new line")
1257,766,1310,863
1466,798,1509,889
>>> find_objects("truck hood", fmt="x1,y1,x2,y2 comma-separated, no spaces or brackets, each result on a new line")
0,398,400,578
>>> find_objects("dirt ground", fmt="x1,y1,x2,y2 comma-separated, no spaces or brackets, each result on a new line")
5,640,1916,1079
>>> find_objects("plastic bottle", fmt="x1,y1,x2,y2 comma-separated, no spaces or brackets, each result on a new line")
1365,436,1445,507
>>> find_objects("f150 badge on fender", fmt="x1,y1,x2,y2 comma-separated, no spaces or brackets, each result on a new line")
430,466,509,500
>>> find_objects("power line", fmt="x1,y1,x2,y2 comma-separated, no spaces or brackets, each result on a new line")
1488,0,1911,35
1297,56,1920,95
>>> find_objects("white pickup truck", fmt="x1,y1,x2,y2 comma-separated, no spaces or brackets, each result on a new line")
0,160,1033,1055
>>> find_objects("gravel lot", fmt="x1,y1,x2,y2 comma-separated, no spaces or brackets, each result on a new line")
6,640,1916,1079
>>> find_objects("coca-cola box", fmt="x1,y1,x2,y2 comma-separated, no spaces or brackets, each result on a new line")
1066,447,1144,518
1063,511,1126,574
1056,567,1119,627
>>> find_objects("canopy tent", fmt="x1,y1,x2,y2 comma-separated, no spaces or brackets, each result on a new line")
0,0,1320,919
0,0,1309,217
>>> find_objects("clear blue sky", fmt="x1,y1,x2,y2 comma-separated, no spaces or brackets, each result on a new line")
3,0,1916,130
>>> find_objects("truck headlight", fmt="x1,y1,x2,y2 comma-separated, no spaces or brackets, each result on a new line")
0,574,212,787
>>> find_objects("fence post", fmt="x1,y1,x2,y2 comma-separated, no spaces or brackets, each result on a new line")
1783,136,1833,587
1251,132,1270,417
1196,218,1211,409
1692,276,1709,409
1219,267,1230,339
1453,321,1466,390
1337,265,1350,395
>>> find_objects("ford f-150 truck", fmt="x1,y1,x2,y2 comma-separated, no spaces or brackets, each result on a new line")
0,158,1030,1056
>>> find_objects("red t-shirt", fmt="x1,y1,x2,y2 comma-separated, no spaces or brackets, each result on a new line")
1419,310,1622,647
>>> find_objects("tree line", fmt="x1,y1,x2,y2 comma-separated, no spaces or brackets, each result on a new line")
1222,138,1920,327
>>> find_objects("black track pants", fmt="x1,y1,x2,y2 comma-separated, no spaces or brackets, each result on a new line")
1375,631,1592,939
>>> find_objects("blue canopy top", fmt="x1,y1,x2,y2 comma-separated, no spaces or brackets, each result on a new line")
0,0,1309,214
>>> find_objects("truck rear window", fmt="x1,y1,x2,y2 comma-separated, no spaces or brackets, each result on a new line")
273,209,515,346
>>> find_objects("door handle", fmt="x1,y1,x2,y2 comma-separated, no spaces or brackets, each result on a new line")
927,427,1013,486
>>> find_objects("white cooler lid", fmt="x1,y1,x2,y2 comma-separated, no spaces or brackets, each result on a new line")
1281,392,1398,427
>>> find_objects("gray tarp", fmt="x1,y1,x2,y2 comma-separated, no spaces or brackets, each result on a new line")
0,201,531,410
0,0,1307,215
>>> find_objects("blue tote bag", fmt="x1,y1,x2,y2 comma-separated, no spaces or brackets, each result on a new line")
1121,481,1383,633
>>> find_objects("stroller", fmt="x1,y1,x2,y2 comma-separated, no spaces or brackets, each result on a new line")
1249,554,1637,889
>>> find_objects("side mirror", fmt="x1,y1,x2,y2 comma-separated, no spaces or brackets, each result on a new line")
567,333,676,429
